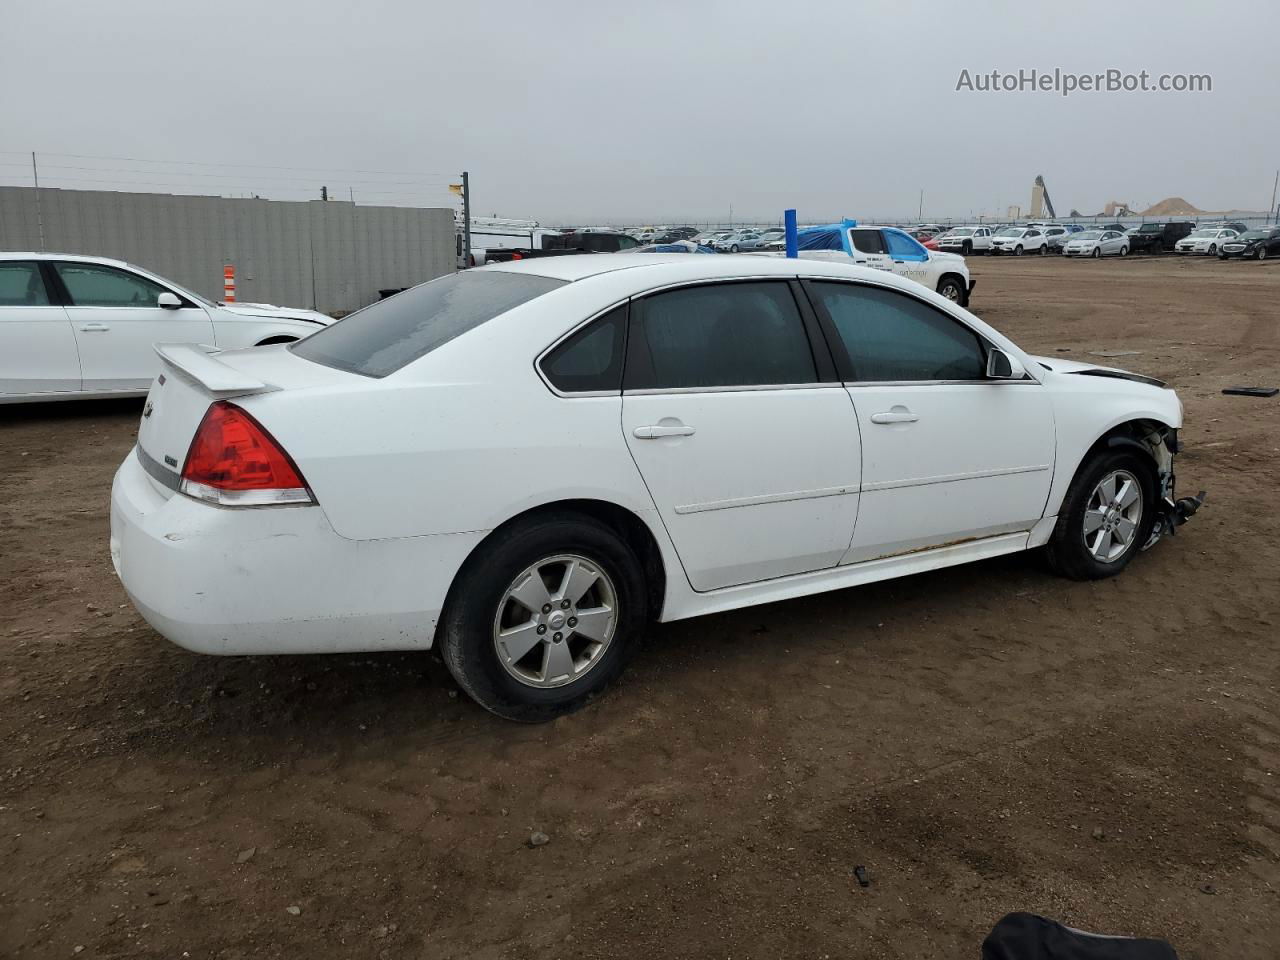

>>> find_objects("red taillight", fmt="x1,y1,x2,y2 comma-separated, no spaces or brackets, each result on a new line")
180,401,313,506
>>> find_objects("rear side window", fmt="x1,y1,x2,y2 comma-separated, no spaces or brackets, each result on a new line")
811,282,985,382
626,282,816,390
293,271,565,377
542,307,626,393
0,261,49,306
56,262,167,307
848,229,886,254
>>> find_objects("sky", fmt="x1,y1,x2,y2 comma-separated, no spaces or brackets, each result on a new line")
2,1,1277,225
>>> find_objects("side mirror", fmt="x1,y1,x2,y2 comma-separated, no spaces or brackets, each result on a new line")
157,292,182,310
986,347,1026,380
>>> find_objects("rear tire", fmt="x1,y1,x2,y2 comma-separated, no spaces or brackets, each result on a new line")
438,513,647,722
1044,450,1157,581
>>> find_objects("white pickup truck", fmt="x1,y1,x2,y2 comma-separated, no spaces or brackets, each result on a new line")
785,221,975,306
937,226,995,256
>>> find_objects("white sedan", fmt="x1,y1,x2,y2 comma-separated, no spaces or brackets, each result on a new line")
1062,230,1130,258
1174,228,1239,256
111,254,1201,721
0,253,332,403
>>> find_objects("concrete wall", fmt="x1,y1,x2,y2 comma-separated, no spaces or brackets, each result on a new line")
0,187,456,314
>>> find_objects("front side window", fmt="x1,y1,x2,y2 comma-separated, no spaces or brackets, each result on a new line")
626,282,816,390
56,263,167,307
0,261,50,306
884,229,928,261
810,282,986,382
541,307,626,393
293,270,566,377
848,229,887,254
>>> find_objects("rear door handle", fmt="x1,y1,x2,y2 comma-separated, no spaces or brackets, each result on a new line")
870,411,919,425
633,423,695,439
79,323,110,333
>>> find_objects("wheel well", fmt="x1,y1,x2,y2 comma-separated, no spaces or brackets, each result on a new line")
937,272,969,304
460,500,667,621
255,335,298,346
1081,419,1173,491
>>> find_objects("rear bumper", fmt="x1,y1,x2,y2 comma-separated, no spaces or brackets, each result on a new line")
110,448,486,655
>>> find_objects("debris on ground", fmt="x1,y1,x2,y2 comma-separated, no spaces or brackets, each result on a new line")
1221,386,1278,397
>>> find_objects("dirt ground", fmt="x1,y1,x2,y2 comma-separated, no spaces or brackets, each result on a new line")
2,255,1279,960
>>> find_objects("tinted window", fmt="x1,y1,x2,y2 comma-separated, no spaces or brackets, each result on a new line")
56,263,167,307
0,261,49,306
293,270,565,377
811,282,985,382
848,229,887,254
542,307,626,393
627,282,816,390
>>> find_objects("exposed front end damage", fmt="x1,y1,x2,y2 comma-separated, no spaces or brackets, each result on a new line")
1126,423,1206,550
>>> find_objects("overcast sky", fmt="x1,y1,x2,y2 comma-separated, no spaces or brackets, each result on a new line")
3,1,1276,224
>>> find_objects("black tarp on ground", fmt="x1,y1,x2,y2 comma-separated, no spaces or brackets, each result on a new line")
983,913,1178,960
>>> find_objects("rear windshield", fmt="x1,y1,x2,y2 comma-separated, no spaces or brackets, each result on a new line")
292,271,565,377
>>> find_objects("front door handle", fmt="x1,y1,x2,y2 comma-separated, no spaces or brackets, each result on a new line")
870,410,919,425
79,323,110,333
633,422,695,439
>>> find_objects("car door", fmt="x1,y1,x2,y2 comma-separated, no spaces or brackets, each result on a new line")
883,229,931,285
0,260,81,397
846,228,893,272
802,279,1055,564
620,279,861,591
55,261,215,392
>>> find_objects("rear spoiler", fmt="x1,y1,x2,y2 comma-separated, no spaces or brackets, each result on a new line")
153,343,279,398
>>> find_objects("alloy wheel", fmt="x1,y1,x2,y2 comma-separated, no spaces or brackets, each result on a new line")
1083,469,1143,563
492,555,618,688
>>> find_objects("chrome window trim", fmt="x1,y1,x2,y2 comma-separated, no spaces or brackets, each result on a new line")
843,379,1040,388
624,382,842,397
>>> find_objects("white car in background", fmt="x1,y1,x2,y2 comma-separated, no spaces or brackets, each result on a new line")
1174,227,1238,256
785,223,974,305
111,254,1201,721
989,226,1050,256
0,254,332,403
1062,230,1131,258
937,226,994,256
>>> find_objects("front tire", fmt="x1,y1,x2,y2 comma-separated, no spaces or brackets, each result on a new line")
961,241,972,256
1045,450,1156,580
1014,245,1024,257
438,513,647,721
730,244,740,253
1091,247,1101,259
1259,246,1269,261
937,276,965,304
1208,244,1217,256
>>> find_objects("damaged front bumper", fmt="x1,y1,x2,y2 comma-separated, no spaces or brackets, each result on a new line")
1138,427,1207,549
